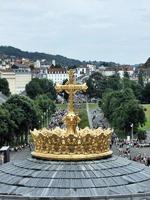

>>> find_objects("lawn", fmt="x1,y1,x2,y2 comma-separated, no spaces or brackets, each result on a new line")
142,104,150,130
88,103,99,111
78,103,89,128
56,103,67,110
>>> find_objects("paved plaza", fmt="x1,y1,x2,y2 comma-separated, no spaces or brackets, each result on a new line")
8,139,150,164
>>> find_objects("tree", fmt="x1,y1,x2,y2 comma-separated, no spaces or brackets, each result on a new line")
35,94,56,127
0,78,10,96
138,69,144,88
86,72,107,98
137,129,147,141
35,94,56,114
141,82,150,103
62,79,69,101
51,64,62,68
2,103,25,145
107,74,121,91
29,64,35,71
122,78,142,100
26,78,56,100
0,106,15,146
39,79,56,100
101,88,146,136
68,65,78,70
124,71,130,79
6,95,40,143
25,79,43,99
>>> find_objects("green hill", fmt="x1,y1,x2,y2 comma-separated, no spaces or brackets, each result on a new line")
142,57,150,69
0,46,82,67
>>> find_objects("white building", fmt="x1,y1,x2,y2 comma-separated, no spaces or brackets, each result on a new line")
52,59,56,66
47,68,67,84
76,67,87,78
0,70,16,94
103,68,116,76
15,70,32,94
0,69,31,94
87,64,96,75
117,66,134,78
98,66,134,78
34,60,41,68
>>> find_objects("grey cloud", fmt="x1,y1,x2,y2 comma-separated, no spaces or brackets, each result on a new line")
0,0,150,64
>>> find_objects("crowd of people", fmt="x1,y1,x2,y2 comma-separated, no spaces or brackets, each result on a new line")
48,109,66,129
91,109,109,129
112,137,150,166
133,154,150,166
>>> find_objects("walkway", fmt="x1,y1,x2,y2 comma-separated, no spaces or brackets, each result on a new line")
86,102,93,128
86,102,109,129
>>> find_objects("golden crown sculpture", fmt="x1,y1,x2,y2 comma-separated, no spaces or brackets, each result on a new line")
31,69,112,161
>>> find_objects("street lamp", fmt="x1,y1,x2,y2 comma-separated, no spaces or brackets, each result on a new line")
130,123,133,140
41,115,44,128
46,109,49,128
43,112,46,127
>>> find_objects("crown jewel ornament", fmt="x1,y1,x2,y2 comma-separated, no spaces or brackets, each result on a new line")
31,69,112,160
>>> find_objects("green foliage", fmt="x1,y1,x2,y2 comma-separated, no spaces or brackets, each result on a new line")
29,64,35,71
62,79,69,101
123,71,130,79
86,72,107,98
87,72,143,101
0,94,41,146
0,78,10,96
68,65,78,70
35,94,56,114
86,73,122,98
101,88,146,137
107,74,122,91
141,82,150,103
138,69,144,88
6,95,40,128
51,64,62,68
2,95,40,144
26,78,56,100
78,104,89,128
122,78,142,100
141,104,150,130
137,129,147,141
0,106,15,145
0,46,81,66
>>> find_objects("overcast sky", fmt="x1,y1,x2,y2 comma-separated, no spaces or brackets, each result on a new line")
0,0,150,64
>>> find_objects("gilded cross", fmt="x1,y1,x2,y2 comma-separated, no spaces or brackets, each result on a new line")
55,69,88,113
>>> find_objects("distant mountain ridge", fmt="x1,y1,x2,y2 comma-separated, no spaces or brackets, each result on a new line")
0,46,82,66
0,46,127,67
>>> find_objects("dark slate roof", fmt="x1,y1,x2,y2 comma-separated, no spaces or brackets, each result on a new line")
0,156,150,198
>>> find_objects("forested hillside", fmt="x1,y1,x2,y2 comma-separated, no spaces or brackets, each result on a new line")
0,46,82,66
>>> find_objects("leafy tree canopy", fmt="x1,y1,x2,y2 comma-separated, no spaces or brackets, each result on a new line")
123,71,130,79
0,77,10,96
101,88,146,136
0,106,16,145
6,95,40,131
141,82,150,103
86,72,107,98
26,78,56,100
35,94,56,114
